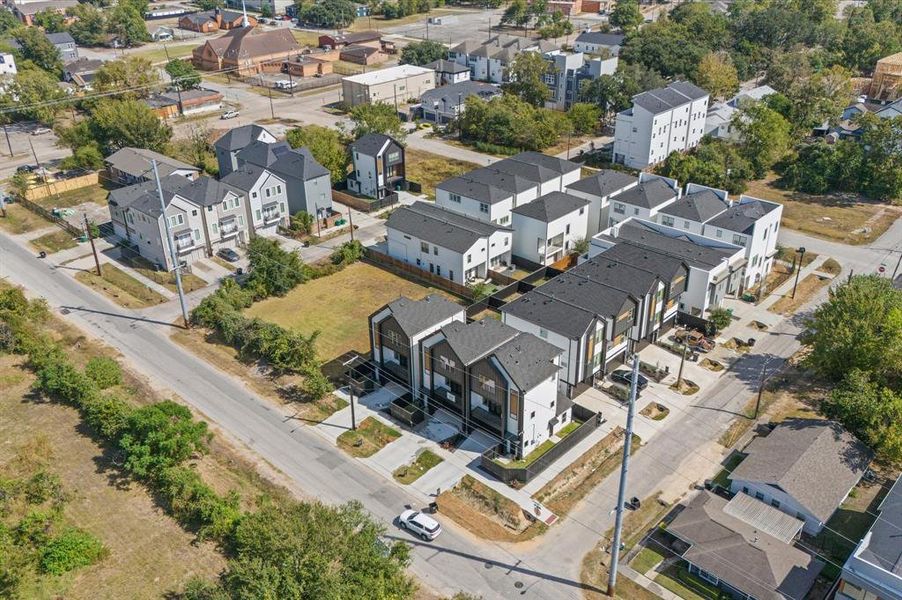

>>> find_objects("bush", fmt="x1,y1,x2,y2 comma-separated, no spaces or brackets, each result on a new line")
706,307,733,333
156,466,242,541
83,394,134,441
40,528,107,575
119,401,210,479
331,240,364,266
84,356,122,389
299,364,332,401
34,361,100,408
23,471,64,505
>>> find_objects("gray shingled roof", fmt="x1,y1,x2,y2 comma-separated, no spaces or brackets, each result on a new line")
632,81,709,115
439,319,519,365
570,256,659,299
386,201,508,254
236,140,293,168
565,169,637,198
502,291,596,339
706,199,780,234
596,241,689,283
45,32,75,46
660,189,730,223
426,58,470,74
574,31,625,47
493,333,561,392
537,273,636,321
668,491,824,600
729,419,873,523
105,147,198,179
214,124,275,151
509,151,580,175
612,179,677,209
383,294,463,338
179,176,242,207
510,191,588,223
419,80,500,109
855,475,902,577
107,174,192,209
349,132,396,157
615,220,738,269
220,162,269,192
267,147,330,181
462,167,535,195
438,176,513,205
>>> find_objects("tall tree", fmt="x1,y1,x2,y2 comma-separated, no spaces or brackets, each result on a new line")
32,9,67,32
286,125,350,184
107,1,150,47
165,59,201,91
300,0,356,28
11,27,63,75
731,101,791,177
610,0,642,32
503,51,552,107
694,52,739,100
66,3,108,47
87,98,173,153
0,66,67,124
500,0,530,29
94,56,160,98
347,102,405,140
857,114,902,202
399,40,447,66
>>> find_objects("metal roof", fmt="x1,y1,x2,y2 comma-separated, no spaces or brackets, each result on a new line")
723,492,805,544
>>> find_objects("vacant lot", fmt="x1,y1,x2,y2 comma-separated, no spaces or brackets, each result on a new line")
405,148,480,200
746,176,900,245
244,262,458,361
32,182,112,210
0,203,52,234
75,263,168,308
31,229,79,254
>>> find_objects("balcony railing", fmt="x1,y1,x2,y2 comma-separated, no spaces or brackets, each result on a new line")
381,359,408,382
470,405,502,431
220,222,238,238
262,210,281,223
175,236,195,253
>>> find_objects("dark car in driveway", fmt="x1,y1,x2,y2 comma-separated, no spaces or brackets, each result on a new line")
216,248,240,262
610,369,649,391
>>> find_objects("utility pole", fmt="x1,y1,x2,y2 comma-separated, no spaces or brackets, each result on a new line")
891,251,902,280
83,213,102,276
676,341,687,388
754,361,767,419
791,247,806,299
267,84,275,119
342,355,358,431
347,207,354,241
152,160,190,329
2,122,12,157
314,203,322,236
607,357,639,597
0,190,6,218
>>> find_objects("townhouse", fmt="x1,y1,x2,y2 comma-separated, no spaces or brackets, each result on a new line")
510,191,589,268
613,80,709,169
105,147,200,186
590,218,745,317
385,201,513,284
416,80,501,124
347,133,406,199
220,162,290,234
426,58,471,85
543,51,617,111
600,173,680,228
448,36,557,84
419,318,567,457
565,168,638,236
214,124,278,177
502,253,688,396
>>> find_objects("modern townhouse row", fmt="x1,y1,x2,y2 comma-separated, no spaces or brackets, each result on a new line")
369,296,571,457
106,124,333,269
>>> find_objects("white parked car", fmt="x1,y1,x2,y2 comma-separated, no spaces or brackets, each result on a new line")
31,127,52,135
398,509,442,541
221,110,240,119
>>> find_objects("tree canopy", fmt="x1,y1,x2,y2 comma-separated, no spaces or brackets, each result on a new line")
86,98,173,154
347,102,405,140
610,0,642,32
458,94,570,151
300,0,357,28
399,40,447,66
503,51,553,107
94,56,161,98
286,125,350,184
165,59,202,91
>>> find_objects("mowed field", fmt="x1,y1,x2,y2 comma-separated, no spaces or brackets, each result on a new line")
244,262,460,361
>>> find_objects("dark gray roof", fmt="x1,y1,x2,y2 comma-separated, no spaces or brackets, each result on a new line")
386,201,508,253
669,80,709,101
612,178,677,209
438,176,513,205
267,147,330,181
614,220,738,269
349,132,397,157
508,151,580,176
566,169,637,198
660,189,730,223
706,199,780,234
419,80,500,109
237,140,293,168
730,419,873,523
491,157,559,185
538,273,635,321
439,319,519,365
597,241,688,283
574,31,625,46
214,124,275,152
179,176,242,207
219,162,269,191
570,256,660,298
461,167,535,196
45,32,75,46
494,333,561,392
502,289,596,339
510,191,588,223
632,81,709,115
855,475,902,577
425,58,470,74
668,491,824,600
383,294,462,338
105,147,198,179
107,174,192,209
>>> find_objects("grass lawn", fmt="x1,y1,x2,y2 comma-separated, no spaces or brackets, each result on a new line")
393,449,443,484
75,264,168,309
631,545,667,575
346,9,456,31
132,42,195,65
405,148,480,200
290,29,321,46
30,229,78,254
809,480,884,565
820,258,842,275
244,262,459,361
33,182,112,210
120,254,208,293
337,416,401,458
210,256,239,272
655,564,722,600
711,452,744,489
0,203,53,234
498,438,555,469
768,274,831,315
557,419,582,438
746,175,901,245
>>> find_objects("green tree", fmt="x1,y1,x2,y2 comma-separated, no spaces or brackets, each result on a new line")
11,27,64,75
501,0,530,29
610,0,642,32
802,275,902,383
694,51,739,100
656,138,753,194
286,125,350,184
620,20,708,80
537,10,573,39
246,236,307,297
300,0,357,28
84,356,122,389
459,93,569,150
165,59,201,91
119,400,210,478
66,3,108,46
503,51,552,107
94,56,160,98
348,102,405,140
290,211,314,235
87,98,172,153
399,39,447,65
107,1,150,47
857,114,902,202
0,7,19,37
731,101,792,178
0,67,67,125
706,307,732,333
330,240,364,266
823,369,902,463
785,65,853,132
32,9,67,32
566,102,600,134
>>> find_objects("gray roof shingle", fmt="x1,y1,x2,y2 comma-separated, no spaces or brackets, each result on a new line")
382,294,463,338
729,419,873,523
494,333,562,392
107,174,192,209
220,163,269,192
419,80,500,109
425,58,470,74
614,220,738,269
386,201,508,253
502,290,596,339
631,81,709,115
596,241,689,283
574,31,625,47
510,191,588,223
214,124,275,152
566,169,638,198
612,178,677,209
267,147,330,181
854,475,902,577
438,176,513,205
706,199,780,234
349,133,397,157
660,189,730,223
105,147,198,180
178,176,242,207
440,319,519,365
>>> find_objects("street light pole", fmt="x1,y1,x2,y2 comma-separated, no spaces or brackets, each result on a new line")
791,247,806,299
152,160,190,329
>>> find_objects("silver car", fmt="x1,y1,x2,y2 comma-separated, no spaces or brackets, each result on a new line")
398,509,442,541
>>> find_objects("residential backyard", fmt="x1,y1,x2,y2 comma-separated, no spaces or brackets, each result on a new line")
405,148,480,200
745,175,900,245
243,262,460,361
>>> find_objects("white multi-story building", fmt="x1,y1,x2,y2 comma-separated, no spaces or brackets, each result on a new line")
613,81,710,169
448,35,557,84
221,162,290,235
510,191,589,268
0,53,16,76
604,173,680,228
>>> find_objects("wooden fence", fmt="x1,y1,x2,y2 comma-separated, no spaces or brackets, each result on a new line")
24,172,99,201
332,189,399,213
14,197,83,237
362,247,474,300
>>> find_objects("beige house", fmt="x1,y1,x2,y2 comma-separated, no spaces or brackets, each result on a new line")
341,64,436,107
869,52,902,102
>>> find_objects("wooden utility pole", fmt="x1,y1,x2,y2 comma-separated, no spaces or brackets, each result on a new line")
83,213,101,276
347,207,354,242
